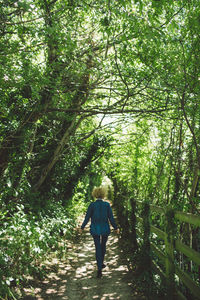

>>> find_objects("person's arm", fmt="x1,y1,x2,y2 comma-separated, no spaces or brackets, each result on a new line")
81,203,93,230
108,204,118,230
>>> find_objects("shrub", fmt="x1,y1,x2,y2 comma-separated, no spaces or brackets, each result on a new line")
0,202,76,299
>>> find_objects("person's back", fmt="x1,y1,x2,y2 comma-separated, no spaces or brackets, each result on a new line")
80,186,118,278
89,199,117,236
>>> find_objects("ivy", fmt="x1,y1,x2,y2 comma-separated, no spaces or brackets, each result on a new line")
165,207,176,242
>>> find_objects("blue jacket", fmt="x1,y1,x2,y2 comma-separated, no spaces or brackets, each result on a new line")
81,199,118,236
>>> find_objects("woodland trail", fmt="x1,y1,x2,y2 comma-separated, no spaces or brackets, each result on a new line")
22,230,146,300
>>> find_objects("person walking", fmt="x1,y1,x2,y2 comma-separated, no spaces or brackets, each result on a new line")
80,186,119,278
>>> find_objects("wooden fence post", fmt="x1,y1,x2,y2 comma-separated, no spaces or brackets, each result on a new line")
164,207,175,299
130,197,138,252
140,201,153,297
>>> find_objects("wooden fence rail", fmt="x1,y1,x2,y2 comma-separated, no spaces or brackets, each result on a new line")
135,200,200,300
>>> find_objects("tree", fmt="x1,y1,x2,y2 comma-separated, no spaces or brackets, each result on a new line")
0,0,200,214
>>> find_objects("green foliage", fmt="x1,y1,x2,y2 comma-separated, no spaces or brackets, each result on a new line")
1,0,200,297
1,0,200,213
0,201,79,299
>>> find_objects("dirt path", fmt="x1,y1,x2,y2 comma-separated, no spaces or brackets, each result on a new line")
22,230,145,300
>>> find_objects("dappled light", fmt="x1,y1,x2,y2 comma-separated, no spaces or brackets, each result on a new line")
22,231,144,299
1,0,200,299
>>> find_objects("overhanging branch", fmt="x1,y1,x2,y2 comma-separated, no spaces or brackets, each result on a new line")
45,107,171,115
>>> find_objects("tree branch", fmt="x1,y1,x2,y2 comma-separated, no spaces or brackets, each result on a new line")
45,107,171,115
180,89,200,169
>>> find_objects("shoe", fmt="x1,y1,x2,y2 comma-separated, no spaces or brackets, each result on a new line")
97,270,102,278
102,264,106,269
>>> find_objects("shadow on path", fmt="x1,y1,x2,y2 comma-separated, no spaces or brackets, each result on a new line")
22,230,145,300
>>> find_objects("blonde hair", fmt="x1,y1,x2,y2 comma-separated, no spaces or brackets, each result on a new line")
92,186,106,199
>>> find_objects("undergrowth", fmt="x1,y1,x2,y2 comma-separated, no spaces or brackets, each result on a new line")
0,194,87,300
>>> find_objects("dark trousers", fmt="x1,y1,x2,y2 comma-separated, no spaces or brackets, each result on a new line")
93,235,108,271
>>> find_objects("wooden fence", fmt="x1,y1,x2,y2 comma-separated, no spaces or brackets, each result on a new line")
135,200,200,300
